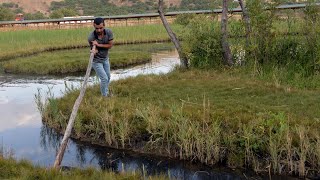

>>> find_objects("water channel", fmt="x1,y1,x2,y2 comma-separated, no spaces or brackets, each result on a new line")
0,44,297,180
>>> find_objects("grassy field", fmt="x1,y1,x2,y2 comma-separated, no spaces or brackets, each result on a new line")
1,43,175,74
40,68,320,177
0,17,306,62
0,157,166,180
1,49,151,75
0,24,181,61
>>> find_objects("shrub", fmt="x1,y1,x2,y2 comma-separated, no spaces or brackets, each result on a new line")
182,15,223,68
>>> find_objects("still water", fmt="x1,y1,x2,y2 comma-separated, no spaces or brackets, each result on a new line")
0,45,296,180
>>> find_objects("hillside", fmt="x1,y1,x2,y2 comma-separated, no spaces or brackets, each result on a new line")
0,0,181,15
0,0,62,14
109,0,181,7
0,0,314,17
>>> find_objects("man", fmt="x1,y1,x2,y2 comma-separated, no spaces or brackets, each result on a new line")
88,17,114,97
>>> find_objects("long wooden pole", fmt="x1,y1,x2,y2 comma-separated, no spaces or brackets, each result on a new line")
53,45,96,169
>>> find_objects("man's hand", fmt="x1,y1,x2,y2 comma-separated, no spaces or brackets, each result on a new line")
90,44,98,54
91,40,99,46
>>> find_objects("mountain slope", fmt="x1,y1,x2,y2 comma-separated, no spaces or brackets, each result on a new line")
0,0,181,15
0,0,62,14
109,0,181,7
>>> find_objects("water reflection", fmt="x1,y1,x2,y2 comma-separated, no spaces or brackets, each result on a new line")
0,50,178,133
40,125,61,152
39,125,243,180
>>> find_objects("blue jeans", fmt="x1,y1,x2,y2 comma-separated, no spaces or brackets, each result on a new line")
92,59,111,96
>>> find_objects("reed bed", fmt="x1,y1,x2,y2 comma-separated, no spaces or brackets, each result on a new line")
39,69,320,177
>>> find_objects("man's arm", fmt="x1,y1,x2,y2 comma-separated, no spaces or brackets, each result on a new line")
91,40,113,49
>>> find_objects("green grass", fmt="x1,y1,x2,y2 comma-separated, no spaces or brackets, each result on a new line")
0,157,167,180
1,49,150,75
1,43,175,75
0,24,182,61
0,15,307,62
3,15,320,177
40,68,320,177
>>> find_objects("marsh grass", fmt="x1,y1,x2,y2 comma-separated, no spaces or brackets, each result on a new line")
39,69,320,176
2,48,151,75
1,43,176,75
0,142,15,161
0,24,181,61
0,157,168,180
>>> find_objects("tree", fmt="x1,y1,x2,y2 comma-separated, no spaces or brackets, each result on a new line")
50,11,63,19
50,8,78,19
25,12,47,20
0,6,15,21
1,3,17,8
221,0,233,66
158,0,188,69
238,0,251,47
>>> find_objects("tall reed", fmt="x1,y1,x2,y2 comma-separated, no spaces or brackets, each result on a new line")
37,69,320,177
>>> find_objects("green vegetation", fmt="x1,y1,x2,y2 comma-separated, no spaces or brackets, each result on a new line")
246,0,320,83
0,24,180,61
0,3,47,21
50,8,78,19
1,43,174,75
0,0,235,20
0,5,15,21
49,0,233,16
39,69,320,177
1,48,151,75
2,0,320,178
178,1,320,87
37,1,320,178
24,11,47,20
1,0,320,21
51,0,154,16
180,15,223,68
0,157,166,179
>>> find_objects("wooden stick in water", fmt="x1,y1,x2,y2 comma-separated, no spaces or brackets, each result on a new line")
53,45,96,169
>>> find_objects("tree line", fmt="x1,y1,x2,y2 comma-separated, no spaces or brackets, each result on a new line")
0,0,227,21
1,0,320,21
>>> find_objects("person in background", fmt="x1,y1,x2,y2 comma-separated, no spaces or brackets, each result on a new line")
88,17,114,97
